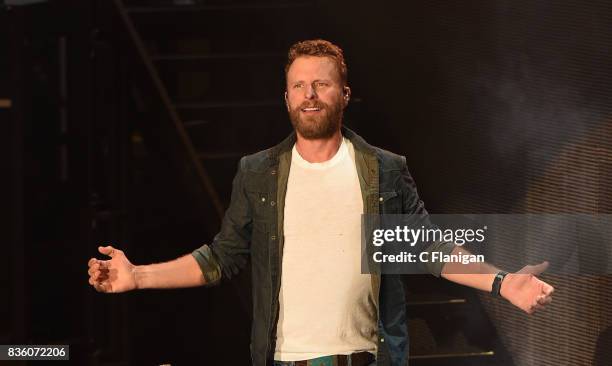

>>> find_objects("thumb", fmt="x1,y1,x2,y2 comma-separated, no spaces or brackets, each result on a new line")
543,283,555,296
98,245,117,258
520,261,549,275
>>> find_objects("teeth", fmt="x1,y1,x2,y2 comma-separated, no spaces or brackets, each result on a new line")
302,108,320,111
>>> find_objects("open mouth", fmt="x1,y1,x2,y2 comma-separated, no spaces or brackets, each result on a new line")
301,107,322,113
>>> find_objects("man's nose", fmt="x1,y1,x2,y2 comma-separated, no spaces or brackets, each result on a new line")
304,85,317,99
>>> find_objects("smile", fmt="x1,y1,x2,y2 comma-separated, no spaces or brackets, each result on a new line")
301,107,321,112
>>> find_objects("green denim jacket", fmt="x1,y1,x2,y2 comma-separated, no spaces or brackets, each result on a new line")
192,127,455,366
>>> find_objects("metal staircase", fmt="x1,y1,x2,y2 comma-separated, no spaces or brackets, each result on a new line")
405,275,511,365
114,0,315,216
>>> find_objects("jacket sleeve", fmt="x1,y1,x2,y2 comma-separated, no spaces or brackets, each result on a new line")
191,157,253,286
399,158,456,277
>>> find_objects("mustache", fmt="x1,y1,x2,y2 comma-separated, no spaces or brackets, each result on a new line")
298,101,327,110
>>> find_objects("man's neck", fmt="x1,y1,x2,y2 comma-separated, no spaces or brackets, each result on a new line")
295,129,343,163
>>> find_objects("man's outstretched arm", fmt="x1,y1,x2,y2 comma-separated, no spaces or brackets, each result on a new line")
398,161,554,314
87,245,207,293
441,246,554,314
87,158,253,293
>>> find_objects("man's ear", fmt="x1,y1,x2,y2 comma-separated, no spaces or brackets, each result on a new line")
343,86,351,106
284,91,290,111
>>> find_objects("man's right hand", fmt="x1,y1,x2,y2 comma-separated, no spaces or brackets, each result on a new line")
88,246,137,293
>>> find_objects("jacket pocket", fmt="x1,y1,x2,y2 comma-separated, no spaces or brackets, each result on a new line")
379,191,400,214
247,190,273,222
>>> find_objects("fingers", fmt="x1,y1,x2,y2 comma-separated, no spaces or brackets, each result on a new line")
506,268,554,315
543,283,554,296
533,261,549,275
88,257,111,292
88,261,102,275
521,261,549,275
524,290,553,314
89,247,121,293
530,303,542,314
88,260,109,274
89,267,109,282
90,273,112,292
527,296,550,313
524,301,542,314
93,282,111,293
88,262,97,276
536,294,552,306
537,283,554,306
98,245,118,258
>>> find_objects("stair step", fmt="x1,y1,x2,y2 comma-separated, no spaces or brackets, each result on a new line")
175,99,282,110
410,349,494,360
130,2,317,42
124,0,302,3
405,292,472,319
153,52,285,79
157,57,285,100
198,152,247,160
407,294,467,306
152,52,284,62
126,2,311,14
407,319,496,363
181,109,287,129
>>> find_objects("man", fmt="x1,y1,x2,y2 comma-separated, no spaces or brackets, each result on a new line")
87,39,554,366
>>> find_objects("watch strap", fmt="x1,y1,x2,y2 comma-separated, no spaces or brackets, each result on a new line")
491,271,509,297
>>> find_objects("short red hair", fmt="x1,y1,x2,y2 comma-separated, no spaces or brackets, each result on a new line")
285,39,348,85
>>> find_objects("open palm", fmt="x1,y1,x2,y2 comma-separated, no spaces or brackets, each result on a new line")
501,262,554,314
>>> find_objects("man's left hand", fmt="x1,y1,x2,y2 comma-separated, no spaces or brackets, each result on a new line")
500,262,555,314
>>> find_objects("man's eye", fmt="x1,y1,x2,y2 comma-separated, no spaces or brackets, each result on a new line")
315,82,329,88
293,84,303,89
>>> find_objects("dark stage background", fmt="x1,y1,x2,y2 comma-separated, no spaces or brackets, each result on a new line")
2,0,611,365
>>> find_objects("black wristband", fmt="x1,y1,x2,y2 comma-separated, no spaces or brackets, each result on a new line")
491,271,508,297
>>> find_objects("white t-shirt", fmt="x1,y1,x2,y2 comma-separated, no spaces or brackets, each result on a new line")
274,138,377,361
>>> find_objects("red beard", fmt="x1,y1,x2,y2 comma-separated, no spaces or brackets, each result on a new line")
289,99,343,139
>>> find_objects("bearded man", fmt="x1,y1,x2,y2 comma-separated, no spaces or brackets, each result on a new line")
87,39,554,366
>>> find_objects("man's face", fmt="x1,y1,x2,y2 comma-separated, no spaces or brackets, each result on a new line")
285,56,347,140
